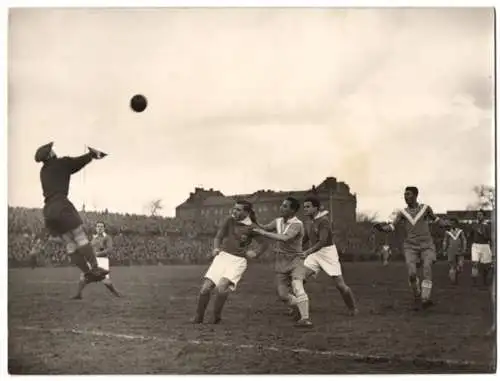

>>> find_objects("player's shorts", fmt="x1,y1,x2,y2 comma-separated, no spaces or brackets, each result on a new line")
304,245,342,277
471,243,493,264
404,246,436,267
205,251,247,291
275,256,308,279
447,251,464,265
43,197,83,236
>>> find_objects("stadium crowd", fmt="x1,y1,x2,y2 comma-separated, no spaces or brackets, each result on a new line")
8,206,453,268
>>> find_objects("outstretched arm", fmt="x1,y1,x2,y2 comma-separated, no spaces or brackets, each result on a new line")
253,223,301,242
375,210,402,232
61,153,93,174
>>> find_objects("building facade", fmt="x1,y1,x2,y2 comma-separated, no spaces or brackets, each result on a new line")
175,177,357,227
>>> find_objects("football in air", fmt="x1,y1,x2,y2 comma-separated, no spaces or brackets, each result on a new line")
130,94,148,112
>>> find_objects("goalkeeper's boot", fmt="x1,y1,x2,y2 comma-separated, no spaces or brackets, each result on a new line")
295,318,313,328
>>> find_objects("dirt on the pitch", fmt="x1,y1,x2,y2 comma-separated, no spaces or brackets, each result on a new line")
8,262,496,374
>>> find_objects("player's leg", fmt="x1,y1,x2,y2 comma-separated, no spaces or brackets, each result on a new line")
471,244,480,285
61,226,108,282
193,278,216,323
97,258,121,297
404,247,421,309
311,246,358,315
275,273,298,307
421,248,436,308
331,275,358,315
211,255,247,324
448,253,457,285
479,245,494,286
291,262,312,326
72,273,90,299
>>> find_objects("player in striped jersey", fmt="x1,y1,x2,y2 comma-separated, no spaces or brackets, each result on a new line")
192,201,269,324
442,218,467,285
252,197,312,327
375,186,447,310
72,222,121,299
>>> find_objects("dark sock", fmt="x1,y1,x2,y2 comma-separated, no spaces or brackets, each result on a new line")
104,283,120,297
340,287,356,310
195,292,211,321
213,291,229,321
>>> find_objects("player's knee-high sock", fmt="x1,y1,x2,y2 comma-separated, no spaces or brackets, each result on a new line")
408,274,420,299
70,252,91,273
287,294,298,306
195,291,212,322
449,267,457,284
73,278,87,298
472,262,479,284
482,264,493,286
421,263,433,301
103,280,121,297
338,285,357,312
292,280,309,320
212,290,229,322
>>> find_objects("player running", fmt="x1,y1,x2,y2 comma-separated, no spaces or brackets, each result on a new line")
375,186,447,310
470,210,493,286
252,197,312,327
442,218,467,285
35,142,109,283
192,200,269,324
299,196,358,316
72,221,121,299
379,243,392,267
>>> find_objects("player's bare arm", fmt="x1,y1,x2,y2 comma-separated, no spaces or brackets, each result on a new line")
259,219,277,232
252,223,300,242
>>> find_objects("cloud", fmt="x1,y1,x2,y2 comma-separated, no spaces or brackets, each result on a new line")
8,8,495,217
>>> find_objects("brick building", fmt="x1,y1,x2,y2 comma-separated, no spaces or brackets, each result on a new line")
175,177,357,227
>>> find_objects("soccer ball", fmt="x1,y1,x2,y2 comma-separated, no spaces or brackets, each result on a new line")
130,94,148,112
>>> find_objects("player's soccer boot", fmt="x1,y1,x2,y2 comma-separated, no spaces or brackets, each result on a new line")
191,316,204,324
287,306,301,321
295,318,313,328
348,308,359,316
85,267,109,283
210,316,222,324
71,295,82,300
422,299,435,310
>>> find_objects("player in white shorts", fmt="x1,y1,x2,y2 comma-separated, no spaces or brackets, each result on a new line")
470,210,493,286
192,200,269,324
72,221,121,299
301,197,358,316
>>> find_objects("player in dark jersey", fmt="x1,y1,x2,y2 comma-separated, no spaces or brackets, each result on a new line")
192,200,269,324
72,221,121,299
375,186,447,310
300,197,358,316
470,210,493,286
35,142,108,283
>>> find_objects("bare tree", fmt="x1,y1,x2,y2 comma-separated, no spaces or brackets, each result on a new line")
356,212,379,223
467,185,495,210
148,199,163,217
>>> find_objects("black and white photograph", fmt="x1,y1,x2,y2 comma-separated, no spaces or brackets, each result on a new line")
5,5,497,374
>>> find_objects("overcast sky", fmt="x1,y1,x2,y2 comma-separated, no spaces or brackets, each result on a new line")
8,7,494,219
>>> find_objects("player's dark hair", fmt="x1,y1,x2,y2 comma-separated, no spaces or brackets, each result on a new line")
405,186,419,196
96,221,105,226
304,196,321,208
285,197,300,213
235,200,258,224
